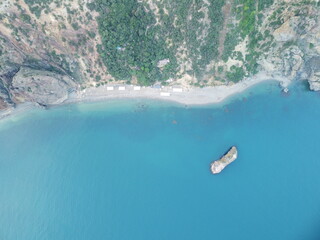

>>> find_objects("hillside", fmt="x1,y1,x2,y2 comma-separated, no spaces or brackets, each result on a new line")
0,0,319,109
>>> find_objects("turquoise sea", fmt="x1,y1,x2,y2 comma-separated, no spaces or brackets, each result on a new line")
0,81,320,240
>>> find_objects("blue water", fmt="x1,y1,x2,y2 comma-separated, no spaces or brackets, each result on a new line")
0,81,320,240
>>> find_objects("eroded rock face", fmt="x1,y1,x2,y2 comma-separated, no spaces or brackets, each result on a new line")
308,71,320,91
11,67,76,105
261,9,320,87
305,57,320,91
260,45,304,81
0,35,79,108
273,19,297,42
282,46,304,78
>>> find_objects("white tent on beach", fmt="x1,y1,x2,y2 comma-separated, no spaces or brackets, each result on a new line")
172,88,183,92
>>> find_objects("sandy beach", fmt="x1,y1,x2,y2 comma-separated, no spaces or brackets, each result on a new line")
0,72,291,121
66,72,291,105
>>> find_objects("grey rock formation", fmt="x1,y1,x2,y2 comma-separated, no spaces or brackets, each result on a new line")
11,67,76,105
211,146,238,174
273,18,297,42
282,46,304,79
260,9,320,88
0,35,78,108
308,71,320,91
305,57,320,91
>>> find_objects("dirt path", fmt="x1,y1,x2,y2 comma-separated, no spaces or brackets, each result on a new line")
218,0,233,59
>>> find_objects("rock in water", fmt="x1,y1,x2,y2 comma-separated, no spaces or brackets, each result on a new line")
210,146,238,174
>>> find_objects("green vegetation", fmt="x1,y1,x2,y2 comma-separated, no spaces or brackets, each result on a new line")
226,66,245,82
95,75,101,81
46,51,80,79
283,40,295,49
16,0,311,86
20,13,31,24
86,30,96,39
93,0,178,85
93,0,225,84
222,29,239,62
222,0,277,81
25,0,54,18
258,0,274,11
237,0,256,38
155,0,225,78
71,22,80,30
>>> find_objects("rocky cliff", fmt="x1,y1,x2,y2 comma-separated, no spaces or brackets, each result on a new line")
0,0,319,110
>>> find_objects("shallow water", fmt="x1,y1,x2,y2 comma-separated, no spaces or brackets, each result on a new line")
0,81,320,240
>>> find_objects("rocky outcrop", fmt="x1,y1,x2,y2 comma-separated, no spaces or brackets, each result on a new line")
0,33,78,108
0,63,77,108
260,6,320,87
273,18,297,42
282,46,304,79
308,71,320,91
260,45,304,82
210,146,238,174
11,67,76,105
303,57,320,91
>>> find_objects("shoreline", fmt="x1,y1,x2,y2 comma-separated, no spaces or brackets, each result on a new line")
66,72,291,106
0,72,291,121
